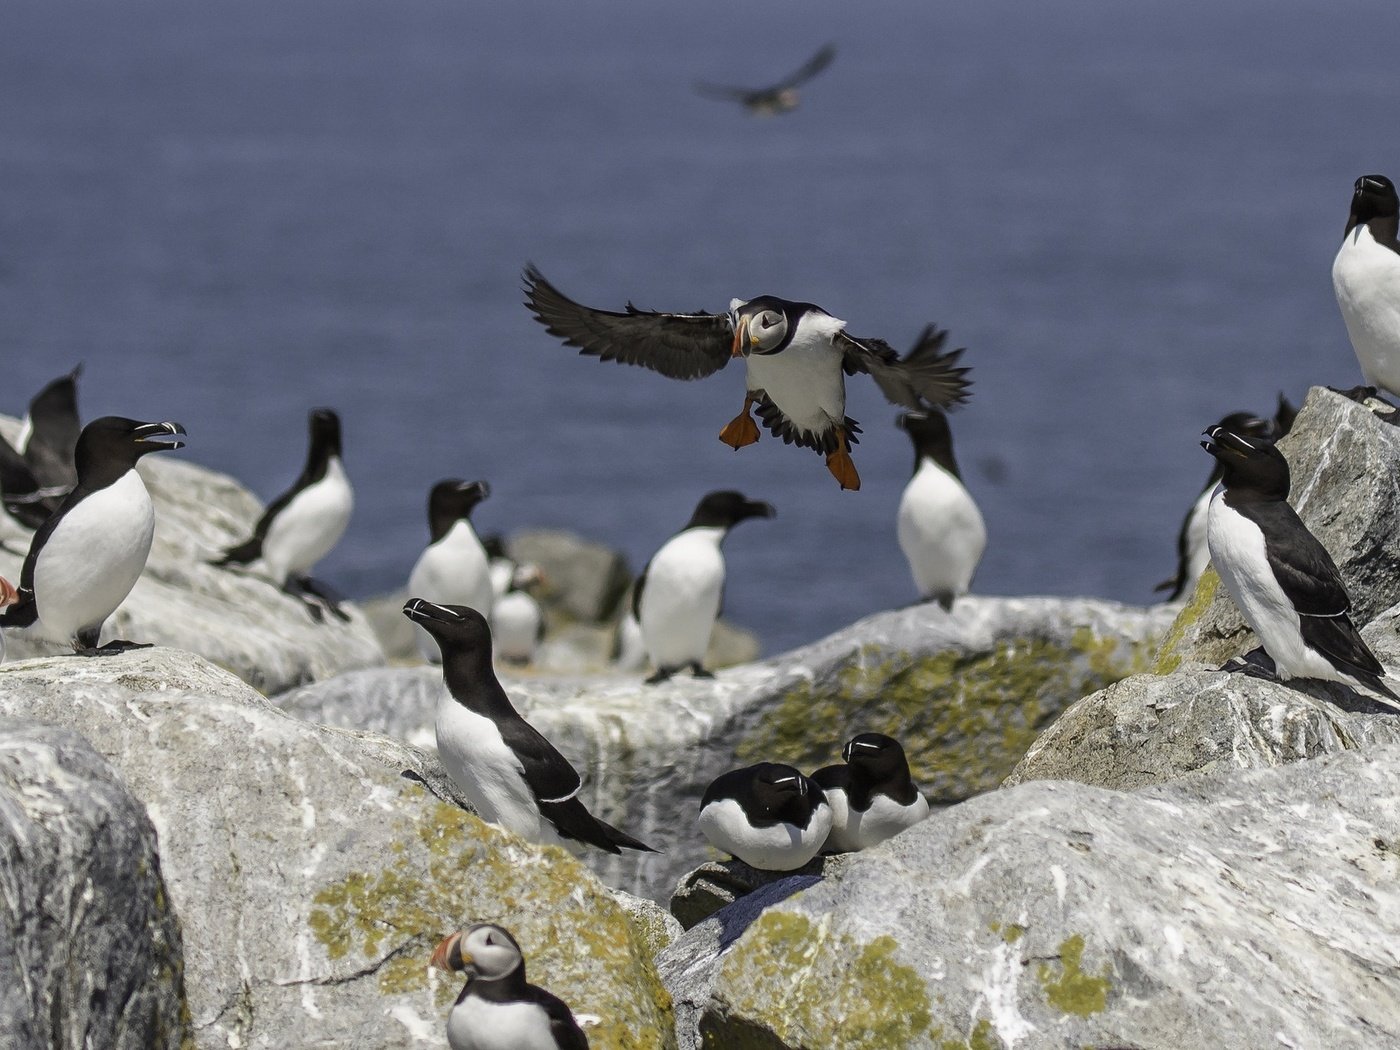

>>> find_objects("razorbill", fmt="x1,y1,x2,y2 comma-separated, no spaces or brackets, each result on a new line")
694,42,836,116
895,408,985,609
698,762,831,870
524,267,971,490
403,599,655,853
1333,174,1400,399
811,733,929,852
15,364,82,491
491,563,545,666
0,441,58,553
407,479,493,663
430,924,589,1050
633,490,774,684
0,417,185,654
212,408,352,621
482,534,516,601
1203,423,1400,708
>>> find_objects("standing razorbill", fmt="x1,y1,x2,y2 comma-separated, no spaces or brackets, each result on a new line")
212,408,352,621
491,563,545,666
1333,174,1400,399
0,417,185,654
634,490,774,684
811,733,929,852
1202,423,1399,708
403,599,655,853
698,762,831,870
429,924,589,1050
407,479,493,663
895,409,985,610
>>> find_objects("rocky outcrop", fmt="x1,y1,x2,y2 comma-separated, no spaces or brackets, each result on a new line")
662,745,1400,1049
0,721,188,1049
277,595,1172,899
0,648,674,1050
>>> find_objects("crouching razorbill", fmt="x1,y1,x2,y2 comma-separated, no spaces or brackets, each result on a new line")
0,417,185,654
1203,423,1400,709
812,733,929,852
404,599,655,853
698,762,831,870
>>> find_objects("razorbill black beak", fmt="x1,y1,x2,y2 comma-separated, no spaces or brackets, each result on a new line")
1201,426,1256,460
402,597,464,624
747,500,777,519
135,421,187,450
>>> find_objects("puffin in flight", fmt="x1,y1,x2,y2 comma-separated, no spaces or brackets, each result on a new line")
694,43,836,116
523,267,971,490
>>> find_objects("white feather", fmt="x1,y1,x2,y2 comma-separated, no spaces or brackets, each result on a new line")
408,520,493,662
1333,223,1400,397
257,455,353,583
491,590,542,664
896,458,985,603
743,312,847,438
637,526,725,670
821,788,929,852
698,796,831,871
446,996,562,1050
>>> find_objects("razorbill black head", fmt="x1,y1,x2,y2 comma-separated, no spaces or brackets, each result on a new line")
1202,423,1400,709
686,490,776,530
812,733,929,853
427,479,491,542
523,266,970,490
0,417,185,654
403,598,655,853
693,42,836,116
1334,174,1400,399
698,762,832,870
430,924,590,1050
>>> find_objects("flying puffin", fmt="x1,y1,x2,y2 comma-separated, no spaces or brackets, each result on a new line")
523,267,971,490
1333,174,1400,400
694,42,836,116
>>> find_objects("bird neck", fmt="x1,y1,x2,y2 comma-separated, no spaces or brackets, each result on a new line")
442,652,517,717
464,966,528,1003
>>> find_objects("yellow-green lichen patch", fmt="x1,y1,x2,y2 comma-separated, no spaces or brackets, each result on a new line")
931,1018,1002,1050
707,912,933,1049
989,921,1025,944
1152,570,1221,674
1036,934,1110,1017
308,793,674,1049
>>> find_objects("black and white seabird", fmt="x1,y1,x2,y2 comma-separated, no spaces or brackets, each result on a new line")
693,42,836,116
811,733,929,852
14,364,82,491
403,599,655,853
0,441,59,553
212,408,353,622
523,267,971,490
895,407,985,610
633,490,774,684
408,479,493,663
430,924,589,1050
491,563,545,666
698,762,831,870
1202,423,1399,708
0,417,185,655
1333,174,1400,400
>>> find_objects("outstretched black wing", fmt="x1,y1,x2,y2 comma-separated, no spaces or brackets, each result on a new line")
839,324,972,411
771,42,837,92
523,266,733,381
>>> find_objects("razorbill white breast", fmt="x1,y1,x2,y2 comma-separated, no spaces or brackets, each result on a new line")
0,417,185,654
1203,423,1400,708
403,599,655,853
634,490,774,684
408,479,493,663
895,408,985,610
212,408,352,621
430,924,589,1050
693,42,836,116
811,733,929,852
524,267,971,490
1333,174,1400,399
491,563,545,666
482,534,516,601
698,762,831,870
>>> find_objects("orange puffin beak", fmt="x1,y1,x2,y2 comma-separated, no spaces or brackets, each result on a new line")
429,931,468,972
0,577,16,608
731,315,750,358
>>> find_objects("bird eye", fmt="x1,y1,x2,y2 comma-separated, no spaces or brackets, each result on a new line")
759,311,782,329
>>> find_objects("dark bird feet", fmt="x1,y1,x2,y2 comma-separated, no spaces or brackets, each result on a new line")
285,575,351,623
73,640,153,657
1218,647,1277,680
645,662,714,685
825,450,861,490
718,404,761,449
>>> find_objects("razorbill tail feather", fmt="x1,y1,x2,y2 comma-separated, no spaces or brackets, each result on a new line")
491,563,545,666
16,364,82,491
403,599,655,853
0,417,185,655
895,407,985,610
212,408,352,622
408,479,493,663
523,266,971,490
430,924,589,1050
1202,424,1400,709
1333,174,1400,400
693,42,836,116
698,762,831,871
811,733,929,852
633,490,774,684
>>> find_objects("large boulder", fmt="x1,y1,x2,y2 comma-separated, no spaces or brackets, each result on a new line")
277,595,1173,899
0,648,674,1050
663,745,1400,1049
0,721,188,1049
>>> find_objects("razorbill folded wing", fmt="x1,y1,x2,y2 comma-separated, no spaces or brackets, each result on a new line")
408,479,493,663
1333,174,1400,399
17,364,82,491
693,42,836,116
698,762,831,871
811,732,929,852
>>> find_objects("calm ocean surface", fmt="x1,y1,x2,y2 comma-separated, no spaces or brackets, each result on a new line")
2,0,1395,654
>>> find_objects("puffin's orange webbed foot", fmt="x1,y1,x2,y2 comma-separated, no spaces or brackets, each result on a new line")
718,403,761,449
826,450,861,490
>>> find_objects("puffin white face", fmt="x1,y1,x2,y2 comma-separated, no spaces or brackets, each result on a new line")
730,300,791,357
429,923,524,982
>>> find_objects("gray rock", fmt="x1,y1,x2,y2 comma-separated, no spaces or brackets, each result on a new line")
0,648,674,1050
676,745,1400,1049
668,856,846,931
507,528,631,623
277,595,1171,900
0,721,188,1049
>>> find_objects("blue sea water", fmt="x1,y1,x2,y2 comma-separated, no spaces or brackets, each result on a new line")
1,0,1396,655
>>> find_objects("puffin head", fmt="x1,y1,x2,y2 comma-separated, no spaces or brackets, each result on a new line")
429,923,524,982
729,297,792,357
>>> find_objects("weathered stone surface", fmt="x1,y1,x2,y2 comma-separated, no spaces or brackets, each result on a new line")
668,856,845,932
277,595,1171,900
0,648,674,1050
0,416,384,693
672,746,1400,1049
0,721,188,1049
1156,386,1400,673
